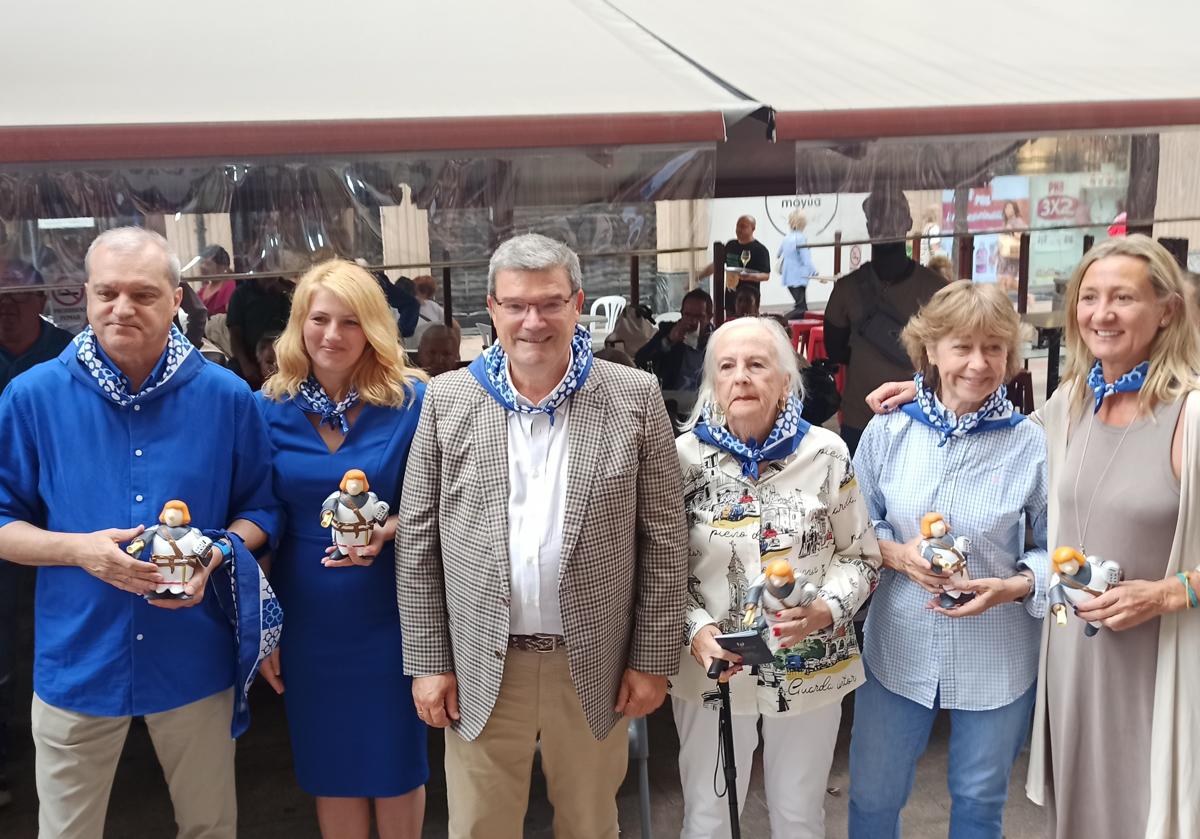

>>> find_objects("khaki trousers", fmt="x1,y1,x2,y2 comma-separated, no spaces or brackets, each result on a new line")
444,648,629,839
31,688,237,839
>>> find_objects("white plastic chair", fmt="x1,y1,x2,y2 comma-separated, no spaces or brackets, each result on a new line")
475,322,493,349
655,311,682,325
590,295,627,332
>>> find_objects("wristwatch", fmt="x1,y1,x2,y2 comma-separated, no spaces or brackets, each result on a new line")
1013,570,1035,602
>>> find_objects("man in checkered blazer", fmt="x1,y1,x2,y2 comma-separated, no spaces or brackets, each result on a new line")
398,234,687,839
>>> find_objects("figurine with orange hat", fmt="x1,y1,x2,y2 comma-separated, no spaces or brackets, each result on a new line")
1048,546,1123,637
918,511,974,609
126,500,219,599
742,558,819,636
320,469,389,566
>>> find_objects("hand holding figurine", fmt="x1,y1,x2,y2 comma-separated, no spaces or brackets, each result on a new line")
320,469,390,568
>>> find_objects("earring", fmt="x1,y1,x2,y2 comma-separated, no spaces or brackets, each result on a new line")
709,402,726,427
778,394,789,411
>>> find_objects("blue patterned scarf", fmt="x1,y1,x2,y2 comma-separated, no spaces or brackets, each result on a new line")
903,373,1021,447
295,376,360,434
1087,360,1149,413
468,324,593,425
693,395,810,479
73,324,193,406
207,531,283,739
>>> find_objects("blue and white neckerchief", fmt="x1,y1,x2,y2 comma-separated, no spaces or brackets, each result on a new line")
907,372,1016,447
206,530,283,739
693,395,811,480
73,324,193,407
294,376,360,434
468,324,593,425
1087,360,1149,413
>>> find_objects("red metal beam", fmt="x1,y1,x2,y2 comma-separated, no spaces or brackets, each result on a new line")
775,98,1200,141
0,112,727,164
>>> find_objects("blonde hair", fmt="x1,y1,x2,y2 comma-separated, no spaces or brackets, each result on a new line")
1061,235,1200,416
787,210,808,232
262,260,428,407
901,280,1022,391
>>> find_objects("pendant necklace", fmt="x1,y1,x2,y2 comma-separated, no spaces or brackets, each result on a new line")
1071,405,1138,555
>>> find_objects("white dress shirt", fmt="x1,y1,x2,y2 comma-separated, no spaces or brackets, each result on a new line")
505,361,571,636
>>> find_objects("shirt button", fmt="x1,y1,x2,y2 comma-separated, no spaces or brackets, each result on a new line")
493,650,504,659
135,494,144,502
133,405,141,412
135,449,143,457
136,633,144,641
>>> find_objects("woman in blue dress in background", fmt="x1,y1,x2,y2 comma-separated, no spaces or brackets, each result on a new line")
257,260,429,839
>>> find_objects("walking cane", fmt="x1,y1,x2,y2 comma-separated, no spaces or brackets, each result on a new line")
708,659,741,839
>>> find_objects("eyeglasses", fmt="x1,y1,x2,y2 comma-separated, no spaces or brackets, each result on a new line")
491,296,575,319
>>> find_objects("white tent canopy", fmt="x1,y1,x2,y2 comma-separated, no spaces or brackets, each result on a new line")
0,0,759,161
609,0,1200,140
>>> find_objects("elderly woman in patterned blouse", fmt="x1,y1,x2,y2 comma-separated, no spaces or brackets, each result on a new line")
848,280,1048,839
672,316,881,839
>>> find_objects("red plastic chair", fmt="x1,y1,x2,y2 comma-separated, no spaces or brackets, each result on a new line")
789,319,823,357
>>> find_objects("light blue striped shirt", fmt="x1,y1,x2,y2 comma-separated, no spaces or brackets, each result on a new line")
853,408,1049,711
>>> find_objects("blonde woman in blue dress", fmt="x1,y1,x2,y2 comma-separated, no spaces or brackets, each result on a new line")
257,260,429,839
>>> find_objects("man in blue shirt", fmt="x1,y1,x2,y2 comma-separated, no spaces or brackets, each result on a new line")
0,228,278,839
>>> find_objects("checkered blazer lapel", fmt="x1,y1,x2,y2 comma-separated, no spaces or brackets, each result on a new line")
557,375,607,586
471,389,513,592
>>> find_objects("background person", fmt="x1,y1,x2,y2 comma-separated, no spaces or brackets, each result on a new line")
635,288,713,391
673,316,880,839
849,281,1048,839
823,187,945,455
226,275,293,389
416,323,461,377
257,260,429,839
777,210,818,319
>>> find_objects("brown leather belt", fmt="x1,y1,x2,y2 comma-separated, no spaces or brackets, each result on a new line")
508,634,566,653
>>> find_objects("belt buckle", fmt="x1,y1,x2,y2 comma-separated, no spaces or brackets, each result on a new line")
511,633,564,653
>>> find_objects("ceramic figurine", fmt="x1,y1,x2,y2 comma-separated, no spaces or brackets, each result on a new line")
126,500,214,599
742,558,819,634
919,512,974,609
1048,546,1123,637
320,469,389,563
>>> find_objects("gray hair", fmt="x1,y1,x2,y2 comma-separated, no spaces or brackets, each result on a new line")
85,227,182,287
487,233,582,296
787,210,808,231
682,317,805,431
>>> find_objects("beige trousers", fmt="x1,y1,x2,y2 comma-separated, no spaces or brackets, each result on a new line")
444,648,629,839
31,688,237,839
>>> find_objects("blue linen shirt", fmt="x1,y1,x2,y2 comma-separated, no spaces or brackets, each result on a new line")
852,408,1049,711
0,343,279,717
778,231,817,288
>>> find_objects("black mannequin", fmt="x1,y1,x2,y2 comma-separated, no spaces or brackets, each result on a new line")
823,187,945,454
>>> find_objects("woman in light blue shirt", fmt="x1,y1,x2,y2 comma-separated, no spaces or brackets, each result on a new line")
778,210,817,319
849,281,1048,839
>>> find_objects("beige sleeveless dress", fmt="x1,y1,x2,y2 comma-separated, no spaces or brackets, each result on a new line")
1046,397,1184,839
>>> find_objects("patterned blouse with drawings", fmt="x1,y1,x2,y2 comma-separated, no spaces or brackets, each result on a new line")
670,426,882,717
